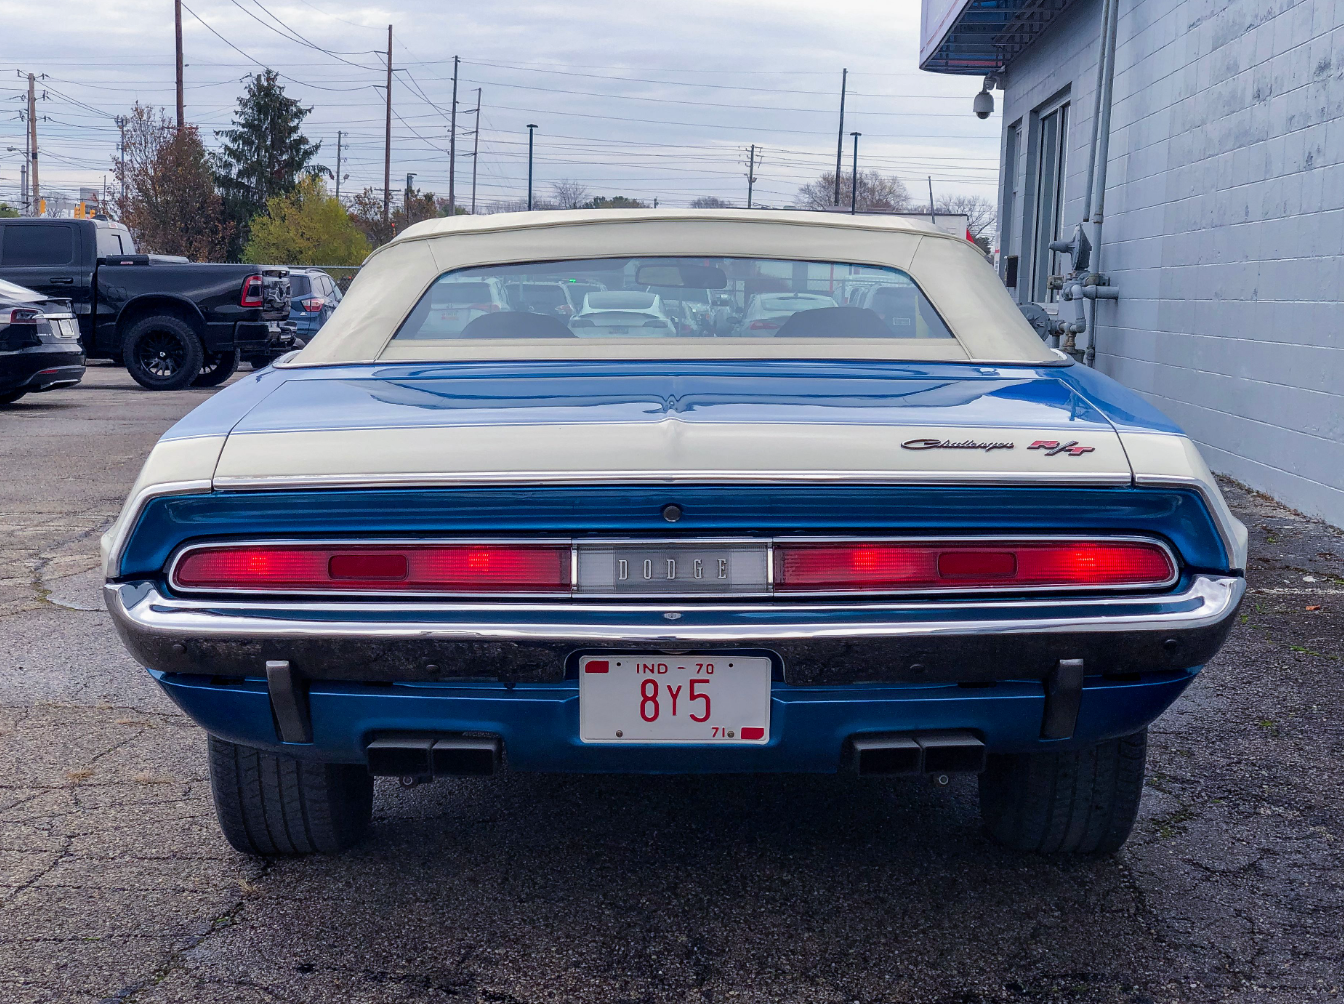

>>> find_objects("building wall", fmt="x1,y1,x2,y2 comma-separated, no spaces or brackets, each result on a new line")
998,0,1344,526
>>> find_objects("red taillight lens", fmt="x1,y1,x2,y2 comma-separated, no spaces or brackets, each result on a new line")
774,541,1175,592
173,544,572,594
748,319,781,330
6,308,40,325
300,297,324,312
468,302,500,312
240,275,264,307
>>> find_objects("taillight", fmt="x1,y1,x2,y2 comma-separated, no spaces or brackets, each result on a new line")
300,297,324,312
240,275,264,307
748,319,781,330
774,540,1176,593
6,308,40,325
468,302,500,312
172,544,572,594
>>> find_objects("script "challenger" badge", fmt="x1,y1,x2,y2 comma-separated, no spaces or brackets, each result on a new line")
901,438,1015,452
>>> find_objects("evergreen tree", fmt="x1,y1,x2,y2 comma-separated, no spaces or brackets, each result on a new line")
213,70,323,257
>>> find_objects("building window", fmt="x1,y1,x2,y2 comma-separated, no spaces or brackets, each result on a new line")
1029,99,1069,302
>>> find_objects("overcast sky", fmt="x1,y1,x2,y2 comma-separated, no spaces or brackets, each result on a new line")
0,0,999,211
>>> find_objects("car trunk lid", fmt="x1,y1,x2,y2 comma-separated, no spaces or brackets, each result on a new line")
212,361,1133,487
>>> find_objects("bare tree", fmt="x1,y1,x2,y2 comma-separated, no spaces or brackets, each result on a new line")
796,171,911,212
550,179,591,210
691,196,734,208
934,193,997,239
112,103,233,261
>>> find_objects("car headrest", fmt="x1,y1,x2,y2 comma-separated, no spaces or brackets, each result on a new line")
774,306,893,339
459,311,577,339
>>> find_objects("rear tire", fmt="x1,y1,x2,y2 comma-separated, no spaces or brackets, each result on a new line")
193,348,240,387
208,735,374,855
0,389,26,405
123,314,204,391
978,729,1147,854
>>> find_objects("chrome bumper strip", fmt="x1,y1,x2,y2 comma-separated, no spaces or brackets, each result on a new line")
106,576,1245,687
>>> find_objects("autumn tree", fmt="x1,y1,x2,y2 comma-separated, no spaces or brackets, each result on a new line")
795,171,911,212
242,175,369,265
112,104,232,261
346,186,442,249
934,193,997,239
213,71,323,257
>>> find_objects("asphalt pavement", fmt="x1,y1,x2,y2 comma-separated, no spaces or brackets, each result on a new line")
1,365,1341,1004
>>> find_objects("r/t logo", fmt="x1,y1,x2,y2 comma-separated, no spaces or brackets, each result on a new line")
1028,439,1096,457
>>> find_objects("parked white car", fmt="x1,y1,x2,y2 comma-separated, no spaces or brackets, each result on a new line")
569,291,675,336
737,291,839,334
400,277,509,337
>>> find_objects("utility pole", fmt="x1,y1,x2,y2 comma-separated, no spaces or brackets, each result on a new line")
850,132,861,214
174,0,185,129
335,130,343,201
447,55,459,216
526,124,538,210
469,88,481,214
383,24,392,225
746,144,758,209
833,68,847,206
928,176,935,216
28,73,38,214
114,115,127,213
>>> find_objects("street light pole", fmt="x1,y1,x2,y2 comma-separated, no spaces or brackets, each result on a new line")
526,123,538,210
850,132,861,215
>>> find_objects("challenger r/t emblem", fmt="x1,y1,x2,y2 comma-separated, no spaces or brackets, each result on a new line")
1028,439,1096,457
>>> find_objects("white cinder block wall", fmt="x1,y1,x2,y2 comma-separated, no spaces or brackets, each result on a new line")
998,0,1344,526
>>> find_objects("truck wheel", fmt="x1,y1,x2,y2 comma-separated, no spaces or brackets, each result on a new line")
123,315,204,391
208,735,374,855
193,348,240,387
978,729,1147,854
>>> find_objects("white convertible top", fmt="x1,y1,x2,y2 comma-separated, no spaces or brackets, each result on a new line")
292,209,1057,366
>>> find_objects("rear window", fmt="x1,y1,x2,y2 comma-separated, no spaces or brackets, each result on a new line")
2,224,76,267
391,256,953,344
289,275,312,296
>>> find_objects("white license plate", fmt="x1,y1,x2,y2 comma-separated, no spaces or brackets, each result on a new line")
579,654,771,744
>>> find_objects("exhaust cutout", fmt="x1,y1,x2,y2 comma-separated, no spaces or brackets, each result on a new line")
852,730,985,776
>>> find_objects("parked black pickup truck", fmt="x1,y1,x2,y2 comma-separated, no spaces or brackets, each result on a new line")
0,216,295,390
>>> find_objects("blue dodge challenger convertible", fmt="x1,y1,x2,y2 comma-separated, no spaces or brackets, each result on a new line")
103,210,1246,856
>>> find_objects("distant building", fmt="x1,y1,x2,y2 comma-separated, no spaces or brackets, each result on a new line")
921,0,1344,526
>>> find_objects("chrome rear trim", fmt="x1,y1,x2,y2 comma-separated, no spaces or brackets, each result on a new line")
108,574,1243,646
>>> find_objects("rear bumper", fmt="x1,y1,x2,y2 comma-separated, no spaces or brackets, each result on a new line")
152,666,1200,771
106,574,1244,686
0,349,84,393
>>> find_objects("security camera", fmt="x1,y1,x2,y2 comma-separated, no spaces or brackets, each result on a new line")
973,89,994,119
